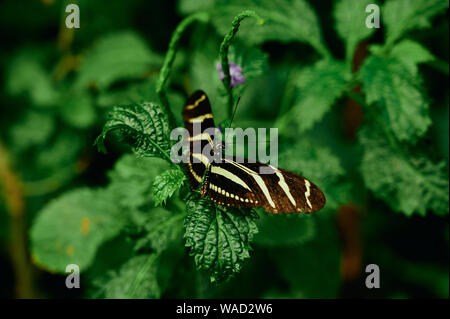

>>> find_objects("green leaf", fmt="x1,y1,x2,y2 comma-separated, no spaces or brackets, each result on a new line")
59,90,96,129
279,139,350,210
184,197,258,283
211,0,329,56
35,131,83,171
30,188,126,273
254,212,315,247
94,254,160,298
334,0,377,64
390,40,435,75
96,77,159,108
359,122,449,216
75,31,163,90
277,60,349,134
153,169,186,206
271,215,341,298
189,34,225,118
9,111,54,152
6,53,60,108
95,101,172,160
134,208,185,252
178,0,215,14
360,55,431,143
107,155,171,209
383,0,448,46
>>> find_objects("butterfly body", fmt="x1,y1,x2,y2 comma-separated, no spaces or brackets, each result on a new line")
183,90,325,214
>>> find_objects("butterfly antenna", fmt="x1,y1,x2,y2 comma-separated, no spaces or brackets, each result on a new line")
228,96,241,131
223,96,241,147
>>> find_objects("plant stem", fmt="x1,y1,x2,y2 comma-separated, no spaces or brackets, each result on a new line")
0,141,37,298
127,253,160,298
156,12,209,126
147,138,181,171
219,10,264,118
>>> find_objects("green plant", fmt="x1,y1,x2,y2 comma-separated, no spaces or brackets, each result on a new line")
1,0,447,299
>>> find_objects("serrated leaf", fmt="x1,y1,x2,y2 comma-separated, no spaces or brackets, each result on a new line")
383,0,448,45
334,0,376,62
359,122,449,216
134,208,185,252
279,139,350,210
277,60,349,134
95,101,172,159
93,254,160,298
30,188,126,273
360,55,431,143
184,197,258,283
75,31,163,90
107,155,171,209
390,40,435,75
153,169,186,206
254,212,315,247
211,0,329,56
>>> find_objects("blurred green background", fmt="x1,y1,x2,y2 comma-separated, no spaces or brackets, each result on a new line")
0,0,448,299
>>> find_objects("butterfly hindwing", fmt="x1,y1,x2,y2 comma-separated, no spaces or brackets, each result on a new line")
206,157,325,213
256,165,326,213
205,158,260,208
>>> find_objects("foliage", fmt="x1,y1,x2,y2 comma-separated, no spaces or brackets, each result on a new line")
152,169,186,206
184,197,258,283
30,188,127,273
0,0,448,299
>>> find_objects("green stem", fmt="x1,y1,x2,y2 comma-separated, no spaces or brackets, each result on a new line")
147,138,181,171
346,91,368,108
156,12,209,126
219,10,264,118
127,253,160,298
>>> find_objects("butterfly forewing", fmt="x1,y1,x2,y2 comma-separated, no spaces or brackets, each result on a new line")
183,90,216,191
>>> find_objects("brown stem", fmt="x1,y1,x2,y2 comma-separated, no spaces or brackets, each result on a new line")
343,41,369,140
337,204,362,282
0,142,37,298
337,41,370,289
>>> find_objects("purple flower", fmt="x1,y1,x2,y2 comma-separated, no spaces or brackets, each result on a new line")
216,62,246,87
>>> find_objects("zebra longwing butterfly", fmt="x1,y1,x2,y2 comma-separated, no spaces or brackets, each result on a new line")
183,90,326,214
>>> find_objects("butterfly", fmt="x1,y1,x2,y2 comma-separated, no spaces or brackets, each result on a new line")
182,90,326,214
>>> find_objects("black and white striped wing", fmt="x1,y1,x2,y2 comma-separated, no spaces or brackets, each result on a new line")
206,157,326,214
182,90,326,214
182,90,216,191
